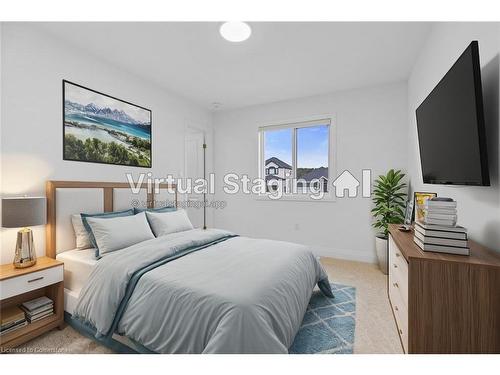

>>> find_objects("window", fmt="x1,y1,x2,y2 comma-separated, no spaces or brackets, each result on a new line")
259,117,333,198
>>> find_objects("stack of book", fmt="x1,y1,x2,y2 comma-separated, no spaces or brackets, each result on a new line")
414,198,469,255
1,306,27,336
20,296,54,323
422,198,458,226
414,221,469,255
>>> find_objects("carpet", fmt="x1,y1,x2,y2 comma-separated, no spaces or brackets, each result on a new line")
289,283,356,354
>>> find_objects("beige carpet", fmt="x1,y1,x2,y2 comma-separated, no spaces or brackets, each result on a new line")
14,257,402,354
320,258,403,353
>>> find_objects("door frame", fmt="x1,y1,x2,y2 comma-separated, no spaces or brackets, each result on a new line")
184,123,207,228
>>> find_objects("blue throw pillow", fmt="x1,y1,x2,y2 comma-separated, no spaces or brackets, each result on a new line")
133,206,176,215
81,209,134,258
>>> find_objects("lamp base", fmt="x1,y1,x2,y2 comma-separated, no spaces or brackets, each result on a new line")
13,228,37,269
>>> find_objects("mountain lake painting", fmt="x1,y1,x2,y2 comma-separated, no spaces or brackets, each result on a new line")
63,80,152,167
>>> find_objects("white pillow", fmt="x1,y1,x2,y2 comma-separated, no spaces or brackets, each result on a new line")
86,212,155,257
146,209,194,237
71,214,92,250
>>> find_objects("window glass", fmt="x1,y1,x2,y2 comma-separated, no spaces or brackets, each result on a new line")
260,119,331,196
296,125,329,192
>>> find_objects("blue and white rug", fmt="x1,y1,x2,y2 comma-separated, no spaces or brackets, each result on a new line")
289,283,356,354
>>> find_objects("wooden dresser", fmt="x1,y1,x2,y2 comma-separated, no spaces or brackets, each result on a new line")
387,224,500,354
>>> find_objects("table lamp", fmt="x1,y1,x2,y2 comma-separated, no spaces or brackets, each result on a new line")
1,197,46,268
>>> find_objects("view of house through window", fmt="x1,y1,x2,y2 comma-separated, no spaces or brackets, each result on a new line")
260,119,331,195
263,128,293,192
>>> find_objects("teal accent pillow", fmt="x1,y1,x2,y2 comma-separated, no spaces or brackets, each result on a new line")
133,206,176,215
81,209,134,258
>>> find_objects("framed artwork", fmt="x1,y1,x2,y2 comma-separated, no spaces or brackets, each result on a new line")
413,191,437,222
63,80,152,167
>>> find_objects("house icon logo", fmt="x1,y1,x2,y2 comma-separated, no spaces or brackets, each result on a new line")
332,170,359,197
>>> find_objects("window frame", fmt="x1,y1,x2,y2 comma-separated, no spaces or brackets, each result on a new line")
258,114,336,201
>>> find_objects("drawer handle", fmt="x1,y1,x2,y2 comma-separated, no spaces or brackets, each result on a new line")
27,276,44,283
395,252,400,257
394,305,399,311
393,263,398,268
393,282,399,288
399,328,403,335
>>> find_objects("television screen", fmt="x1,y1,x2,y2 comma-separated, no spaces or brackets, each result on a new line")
416,41,490,186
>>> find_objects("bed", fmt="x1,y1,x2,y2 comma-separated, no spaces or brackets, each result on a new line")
55,248,96,312
46,180,333,354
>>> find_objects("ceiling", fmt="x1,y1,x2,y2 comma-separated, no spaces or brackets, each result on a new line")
36,22,432,111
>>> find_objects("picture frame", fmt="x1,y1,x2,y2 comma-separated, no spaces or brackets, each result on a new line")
413,191,437,222
63,80,152,168
404,200,414,225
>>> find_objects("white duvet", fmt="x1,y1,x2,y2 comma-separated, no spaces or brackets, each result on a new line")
74,229,333,353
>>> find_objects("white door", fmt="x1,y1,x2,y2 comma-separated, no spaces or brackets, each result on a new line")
184,129,205,228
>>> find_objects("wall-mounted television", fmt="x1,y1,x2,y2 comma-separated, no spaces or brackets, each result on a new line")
416,41,490,186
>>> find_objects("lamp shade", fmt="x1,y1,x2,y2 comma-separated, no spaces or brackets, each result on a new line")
2,197,46,228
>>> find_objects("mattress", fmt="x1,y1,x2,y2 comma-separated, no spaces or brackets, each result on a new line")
56,248,97,293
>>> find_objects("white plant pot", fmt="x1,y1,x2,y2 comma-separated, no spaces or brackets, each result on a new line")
375,236,388,274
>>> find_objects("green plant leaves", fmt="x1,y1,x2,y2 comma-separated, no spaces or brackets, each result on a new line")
371,169,407,237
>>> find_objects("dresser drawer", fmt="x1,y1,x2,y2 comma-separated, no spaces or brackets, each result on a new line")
389,275,408,330
389,262,409,308
389,235,409,308
389,235,408,271
389,234,410,353
389,262,409,353
393,301,409,353
0,265,63,300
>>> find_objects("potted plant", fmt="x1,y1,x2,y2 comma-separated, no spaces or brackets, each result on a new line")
371,169,406,274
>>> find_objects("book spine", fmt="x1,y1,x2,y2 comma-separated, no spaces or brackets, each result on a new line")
21,301,53,312
414,230,468,247
415,227,467,240
425,201,457,208
424,208,457,214
0,321,28,336
28,312,54,323
21,297,54,312
1,318,27,332
22,304,54,316
0,315,26,327
414,235,469,255
425,213,458,220
28,308,54,319
415,220,467,234
423,218,457,226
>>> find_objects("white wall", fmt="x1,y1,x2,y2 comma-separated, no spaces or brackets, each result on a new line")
0,24,214,264
213,82,408,263
408,23,500,253
0,23,3,229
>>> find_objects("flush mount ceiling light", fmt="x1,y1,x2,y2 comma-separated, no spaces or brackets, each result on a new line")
219,22,251,42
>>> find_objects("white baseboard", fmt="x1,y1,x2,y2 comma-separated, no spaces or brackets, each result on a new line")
310,245,378,264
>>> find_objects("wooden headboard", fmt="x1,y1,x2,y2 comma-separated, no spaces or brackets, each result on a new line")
45,180,177,259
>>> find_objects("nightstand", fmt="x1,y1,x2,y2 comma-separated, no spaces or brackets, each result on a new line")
0,257,64,349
